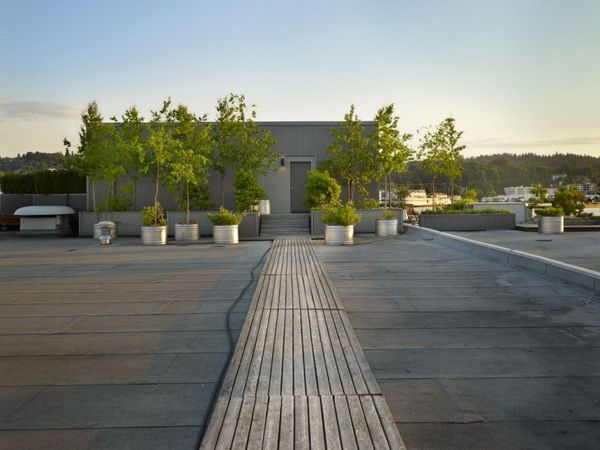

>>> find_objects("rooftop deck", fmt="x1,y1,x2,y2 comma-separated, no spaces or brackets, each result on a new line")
201,237,404,449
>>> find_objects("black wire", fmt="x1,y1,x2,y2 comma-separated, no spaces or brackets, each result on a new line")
196,245,272,448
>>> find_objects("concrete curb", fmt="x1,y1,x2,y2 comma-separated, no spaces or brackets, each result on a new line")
405,224,600,292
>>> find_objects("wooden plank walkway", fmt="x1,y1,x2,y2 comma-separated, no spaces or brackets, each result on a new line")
201,237,405,449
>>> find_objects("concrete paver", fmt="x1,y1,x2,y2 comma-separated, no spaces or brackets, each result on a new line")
316,233,600,449
0,237,269,449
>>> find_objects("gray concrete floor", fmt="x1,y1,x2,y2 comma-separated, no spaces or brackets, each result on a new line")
316,233,600,449
449,230,600,272
0,236,270,449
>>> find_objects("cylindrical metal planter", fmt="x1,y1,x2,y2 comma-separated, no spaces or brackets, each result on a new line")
538,216,564,234
259,199,270,215
175,223,199,241
376,219,398,237
213,225,239,244
141,226,167,245
325,225,354,245
93,221,118,239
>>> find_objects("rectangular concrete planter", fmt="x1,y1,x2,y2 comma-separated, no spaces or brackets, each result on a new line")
418,213,516,231
311,209,404,236
79,212,142,237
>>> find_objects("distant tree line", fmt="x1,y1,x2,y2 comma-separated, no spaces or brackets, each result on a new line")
0,170,85,194
0,151,69,173
393,153,600,197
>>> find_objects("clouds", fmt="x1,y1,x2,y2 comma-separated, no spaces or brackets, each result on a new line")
0,98,79,121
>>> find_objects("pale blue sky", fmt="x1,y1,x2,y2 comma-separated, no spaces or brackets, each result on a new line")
1,0,599,157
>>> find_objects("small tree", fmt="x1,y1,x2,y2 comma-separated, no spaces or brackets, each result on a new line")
528,184,548,209
234,168,266,212
324,105,376,202
211,93,277,206
552,185,585,216
418,117,465,209
304,169,341,210
144,99,178,226
164,104,213,224
395,185,410,205
118,106,146,209
372,104,412,209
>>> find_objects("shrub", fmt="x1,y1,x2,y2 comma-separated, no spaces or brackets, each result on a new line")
444,199,472,211
381,210,397,220
304,170,341,210
142,202,167,226
321,201,361,226
208,207,244,225
359,198,380,209
552,185,585,216
535,207,564,217
421,208,511,215
234,168,266,212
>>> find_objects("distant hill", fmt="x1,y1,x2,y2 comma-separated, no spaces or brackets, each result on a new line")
396,153,600,197
0,152,68,173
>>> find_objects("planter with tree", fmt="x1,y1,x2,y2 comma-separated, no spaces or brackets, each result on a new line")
304,169,342,235
372,104,412,236
164,104,213,241
208,207,244,244
141,202,167,245
535,207,564,234
139,99,176,245
321,201,361,245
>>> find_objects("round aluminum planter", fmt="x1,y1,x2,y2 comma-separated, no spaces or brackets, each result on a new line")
213,225,239,244
376,219,398,237
325,225,354,245
538,216,564,234
93,221,118,239
259,199,270,215
175,223,199,241
141,226,167,245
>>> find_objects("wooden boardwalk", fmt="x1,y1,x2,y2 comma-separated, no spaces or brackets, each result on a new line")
201,237,405,449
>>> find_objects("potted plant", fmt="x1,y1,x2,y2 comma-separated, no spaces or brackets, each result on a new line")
376,209,398,236
535,207,564,234
208,207,244,244
321,201,361,245
141,202,167,245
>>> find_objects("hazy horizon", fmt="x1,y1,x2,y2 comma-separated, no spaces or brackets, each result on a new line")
1,0,599,158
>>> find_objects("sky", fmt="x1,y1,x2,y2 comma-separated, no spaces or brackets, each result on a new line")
1,0,599,158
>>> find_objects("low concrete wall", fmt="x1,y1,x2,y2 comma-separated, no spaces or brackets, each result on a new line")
81,210,261,238
406,224,600,292
419,213,515,231
311,209,404,236
471,202,529,223
1,194,87,214
79,212,142,237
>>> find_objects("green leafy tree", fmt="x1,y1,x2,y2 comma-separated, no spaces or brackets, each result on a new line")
528,184,548,208
163,104,213,224
211,93,277,206
552,185,585,216
324,105,376,202
118,106,146,209
75,101,126,216
395,185,410,204
418,117,465,209
234,168,266,212
372,104,412,209
144,99,179,225
304,169,341,210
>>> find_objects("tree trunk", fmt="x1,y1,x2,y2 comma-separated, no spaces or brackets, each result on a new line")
186,181,190,224
92,180,97,220
220,173,225,207
154,161,160,226
431,176,436,211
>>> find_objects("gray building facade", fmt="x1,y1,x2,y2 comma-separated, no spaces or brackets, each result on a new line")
89,121,377,214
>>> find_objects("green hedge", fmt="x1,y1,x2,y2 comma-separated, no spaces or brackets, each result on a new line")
0,170,85,194
421,208,511,215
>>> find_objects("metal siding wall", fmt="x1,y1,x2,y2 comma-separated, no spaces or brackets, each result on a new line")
85,122,376,214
